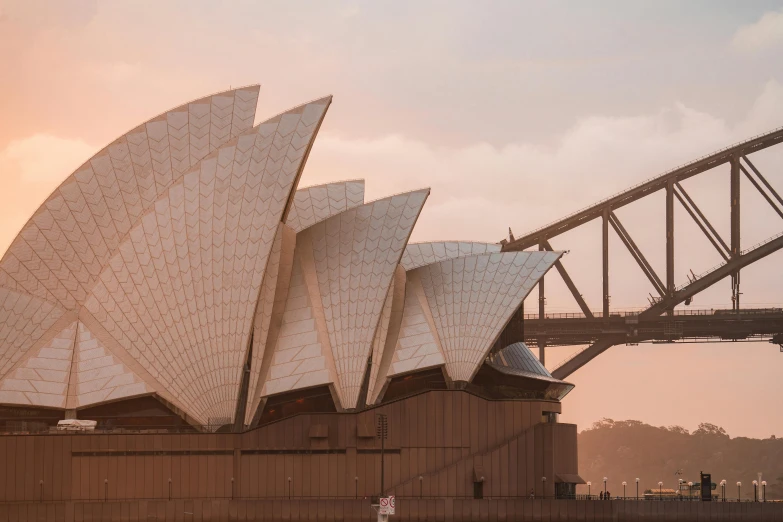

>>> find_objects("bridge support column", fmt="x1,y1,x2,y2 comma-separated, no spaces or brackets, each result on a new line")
666,180,674,315
602,210,610,318
538,242,546,364
731,155,741,311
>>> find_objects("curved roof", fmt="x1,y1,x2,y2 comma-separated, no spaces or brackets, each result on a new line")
285,180,365,232
0,86,260,314
0,87,568,425
414,251,560,382
488,342,556,380
81,96,331,424
401,242,501,271
260,190,429,409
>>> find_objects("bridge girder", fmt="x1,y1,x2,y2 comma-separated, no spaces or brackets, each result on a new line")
500,125,783,375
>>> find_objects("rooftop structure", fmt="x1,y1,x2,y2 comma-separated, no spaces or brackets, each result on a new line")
0,86,564,431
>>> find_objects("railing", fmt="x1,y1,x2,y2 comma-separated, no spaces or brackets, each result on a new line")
511,125,783,243
524,306,783,321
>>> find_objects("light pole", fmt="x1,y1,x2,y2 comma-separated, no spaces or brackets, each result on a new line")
678,478,683,499
635,478,639,500
354,476,358,499
762,481,767,502
737,481,741,502
419,476,423,499
753,480,758,502
688,482,693,500
587,481,591,499
542,476,547,499
622,481,627,499
658,481,663,501
376,414,388,497
720,480,726,502
288,477,292,499
603,477,607,498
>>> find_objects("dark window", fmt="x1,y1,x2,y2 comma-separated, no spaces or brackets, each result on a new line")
473,481,484,500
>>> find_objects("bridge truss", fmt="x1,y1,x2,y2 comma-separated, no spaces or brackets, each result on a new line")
498,126,783,379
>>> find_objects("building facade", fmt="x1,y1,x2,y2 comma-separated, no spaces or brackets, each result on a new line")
0,86,583,509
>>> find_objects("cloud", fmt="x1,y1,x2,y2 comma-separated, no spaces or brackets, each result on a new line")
0,134,94,184
305,81,783,244
731,9,783,53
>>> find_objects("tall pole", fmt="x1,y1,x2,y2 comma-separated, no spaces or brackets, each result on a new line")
636,479,639,500
666,179,675,315
377,414,388,498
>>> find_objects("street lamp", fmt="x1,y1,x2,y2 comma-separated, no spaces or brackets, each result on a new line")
762,481,767,502
603,477,608,498
737,481,741,501
635,478,639,500
354,476,358,499
658,481,663,501
753,480,758,502
587,481,592,499
720,480,726,502
622,481,627,499
688,482,693,500
542,476,547,499
419,476,423,499
288,477,292,499
678,478,683,499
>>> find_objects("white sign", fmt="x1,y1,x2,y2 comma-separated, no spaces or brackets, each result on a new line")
379,496,395,515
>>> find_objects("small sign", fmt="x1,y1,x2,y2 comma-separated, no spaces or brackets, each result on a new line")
379,496,395,515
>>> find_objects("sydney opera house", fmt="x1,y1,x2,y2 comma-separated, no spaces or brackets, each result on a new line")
0,85,583,512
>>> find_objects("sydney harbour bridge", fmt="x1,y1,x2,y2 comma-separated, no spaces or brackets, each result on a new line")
497,126,783,380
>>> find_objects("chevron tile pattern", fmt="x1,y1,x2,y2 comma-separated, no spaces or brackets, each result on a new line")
401,242,501,271
388,274,446,377
0,87,260,315
67,321,150,409
0,88,567,426
0,321,76,408
0,288,65,379
82,97,331,424
261,254,333,398
307,190,429,408
414,251,560,382
285,180,365,232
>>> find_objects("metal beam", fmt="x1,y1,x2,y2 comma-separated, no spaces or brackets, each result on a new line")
538,242,546,365
551,335,627,380
673,183,730,261
541,240,594,318
743,155,783,207
602,209,610,318
641,233,783,318
740,164,783,219
608,212,666,296
731,156,741,310
502,128,783,251
666,180,675,299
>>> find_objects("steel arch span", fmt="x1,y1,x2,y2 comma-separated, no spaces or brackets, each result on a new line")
498,126,783,379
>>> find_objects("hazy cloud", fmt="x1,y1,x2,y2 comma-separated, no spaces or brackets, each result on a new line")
732,9,783,53
0,134,94,184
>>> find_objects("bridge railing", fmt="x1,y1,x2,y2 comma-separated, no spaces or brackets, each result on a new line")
524,305,783,321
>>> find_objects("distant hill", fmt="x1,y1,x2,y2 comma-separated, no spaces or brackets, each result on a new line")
577,419,783,500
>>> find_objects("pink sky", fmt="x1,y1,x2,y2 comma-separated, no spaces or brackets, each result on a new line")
1,1,783,437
